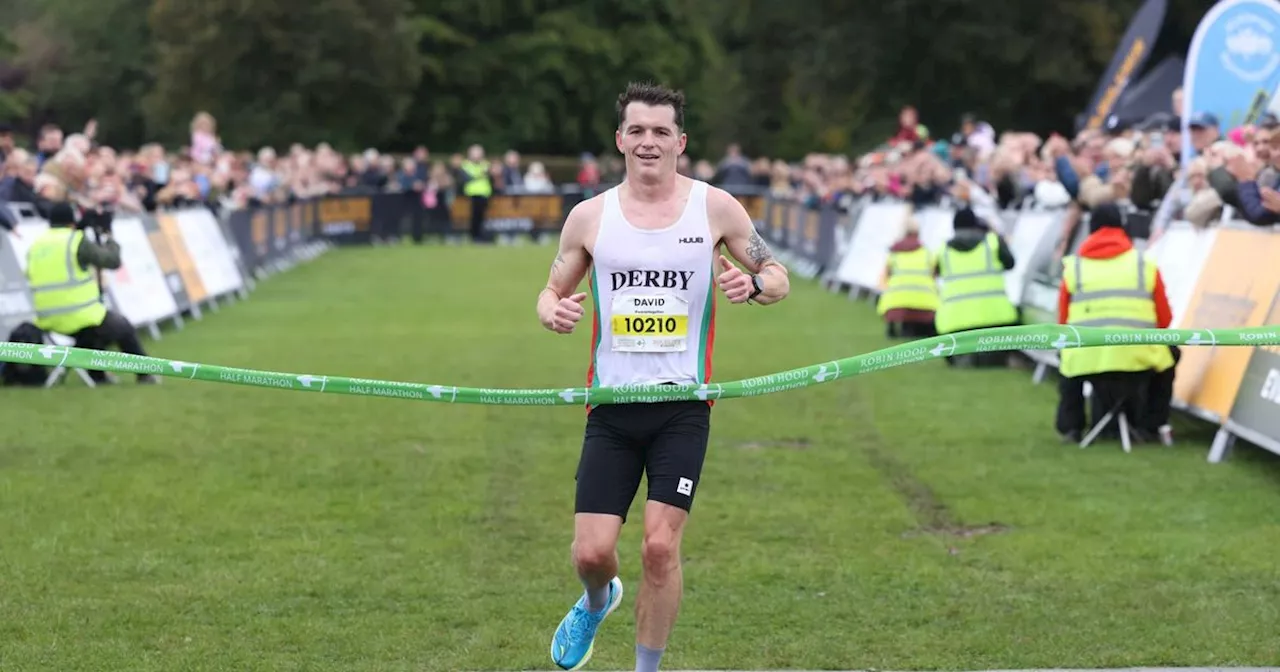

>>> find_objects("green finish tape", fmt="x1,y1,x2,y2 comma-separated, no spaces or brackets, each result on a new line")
4,325,1277,406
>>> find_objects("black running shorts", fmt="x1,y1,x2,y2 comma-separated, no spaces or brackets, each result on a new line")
574,399,712,522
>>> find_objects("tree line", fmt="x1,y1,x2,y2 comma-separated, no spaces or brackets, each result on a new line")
0,0,1217,160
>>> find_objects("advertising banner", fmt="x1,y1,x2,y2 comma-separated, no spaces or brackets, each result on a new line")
785,201,805,251
1226,292,1280,446
1180,0,1280,167
915,207,954,255
8,219,49,272
449,194,563,235
1171,226,1280,421
1005,209,1063,308
1079,0,1168,132
172,209,244,298
735,194,767,229
1146,221,1215,327
151,213,205,307
318,195,374,245
0,230,34,339
103,216,180,326
764,198,788,246
246,208,270,272
832,202,911,292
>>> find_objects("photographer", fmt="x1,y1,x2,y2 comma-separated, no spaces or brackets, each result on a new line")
24,201,159,385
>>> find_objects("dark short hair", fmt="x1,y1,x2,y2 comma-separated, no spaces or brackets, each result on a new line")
616,81,685,130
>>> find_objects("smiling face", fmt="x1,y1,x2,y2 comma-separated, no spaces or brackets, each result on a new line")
616,101,686,181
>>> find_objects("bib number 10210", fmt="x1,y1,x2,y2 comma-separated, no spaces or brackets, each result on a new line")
616,316,682,335
610,294,690,353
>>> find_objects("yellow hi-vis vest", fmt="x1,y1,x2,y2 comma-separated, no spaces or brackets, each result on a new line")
933,232,1018,334
1058,249,1175,377
26,227,106,335
461,160,492,198
877,247,939,316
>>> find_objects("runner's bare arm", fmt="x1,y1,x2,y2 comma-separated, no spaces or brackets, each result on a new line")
713,189,790,305
537,202,593,330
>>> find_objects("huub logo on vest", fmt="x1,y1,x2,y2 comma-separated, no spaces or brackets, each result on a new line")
610,270,696,292
678,236,704,244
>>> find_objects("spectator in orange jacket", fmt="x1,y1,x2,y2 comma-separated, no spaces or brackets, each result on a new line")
1054,202,1179,444
1055,204,1172,329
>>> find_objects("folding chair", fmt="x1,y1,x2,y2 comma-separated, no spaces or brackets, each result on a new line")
42,332,98,389
1078,374,1148,453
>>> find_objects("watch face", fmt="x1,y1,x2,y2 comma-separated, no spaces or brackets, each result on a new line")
753,275,765,291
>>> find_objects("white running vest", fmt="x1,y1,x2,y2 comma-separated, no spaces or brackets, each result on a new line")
587,180,716,389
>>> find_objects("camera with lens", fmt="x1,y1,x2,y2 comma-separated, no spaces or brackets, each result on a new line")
81,201,115,236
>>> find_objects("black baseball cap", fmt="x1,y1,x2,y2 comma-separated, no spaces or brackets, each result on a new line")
47,202,78,226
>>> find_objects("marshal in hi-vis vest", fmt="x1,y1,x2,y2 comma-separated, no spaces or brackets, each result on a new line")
461,160,492,198
877,247,939,316
933,232,1018,334
26,227,106,335
1058,249,1175,377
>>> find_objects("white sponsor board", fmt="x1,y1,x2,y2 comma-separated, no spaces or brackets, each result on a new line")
102,216,179,326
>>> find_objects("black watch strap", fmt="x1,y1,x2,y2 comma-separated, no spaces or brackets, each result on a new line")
748,274,764,300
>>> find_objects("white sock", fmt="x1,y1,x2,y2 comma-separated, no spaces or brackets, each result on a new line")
636,643,664,672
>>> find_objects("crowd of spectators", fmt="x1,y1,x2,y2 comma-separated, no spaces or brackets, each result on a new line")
744,92,1280,241
0,112,627,227
0,111,752,226
2,96,1278,235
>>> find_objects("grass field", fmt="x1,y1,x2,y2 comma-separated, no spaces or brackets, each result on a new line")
3,243,1279,672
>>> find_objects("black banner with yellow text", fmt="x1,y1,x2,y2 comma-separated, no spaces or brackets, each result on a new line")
1077,0,1167,132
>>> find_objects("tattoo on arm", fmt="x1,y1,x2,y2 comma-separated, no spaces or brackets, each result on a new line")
746,230,774,267
542,253,567,300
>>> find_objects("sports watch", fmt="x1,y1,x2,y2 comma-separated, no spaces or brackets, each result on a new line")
748,274,765,301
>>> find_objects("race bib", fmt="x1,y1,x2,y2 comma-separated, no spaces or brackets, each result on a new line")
610,294,689,352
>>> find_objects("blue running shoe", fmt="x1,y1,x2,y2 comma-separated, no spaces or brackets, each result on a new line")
550,576,624,670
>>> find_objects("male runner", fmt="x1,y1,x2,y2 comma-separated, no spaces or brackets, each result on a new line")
535,81,790,672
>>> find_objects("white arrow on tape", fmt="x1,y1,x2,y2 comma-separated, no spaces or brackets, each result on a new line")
694,384,721,401
297,375,327,390
426,385,458,402
812,363,839,382
1186,330,1216,346
37,345,58,360
169,360,200,378
559,388,585,403
1052,332,1080,349
930,336,957,358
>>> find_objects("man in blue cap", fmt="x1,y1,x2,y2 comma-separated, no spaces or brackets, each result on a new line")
1187,111,1220,156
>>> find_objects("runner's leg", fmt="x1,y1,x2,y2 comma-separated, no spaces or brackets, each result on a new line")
635,401,710,670
573,405,645,589
573,513,622,610
551,406,645,670
636,501,687,671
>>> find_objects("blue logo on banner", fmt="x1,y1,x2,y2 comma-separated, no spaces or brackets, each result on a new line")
1181,0,1280,167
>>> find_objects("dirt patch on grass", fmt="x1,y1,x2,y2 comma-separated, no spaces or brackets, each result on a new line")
861,442,1010,539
